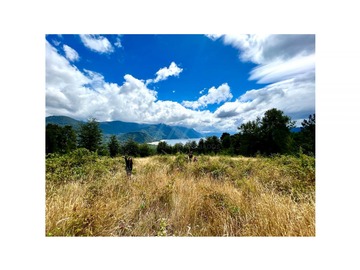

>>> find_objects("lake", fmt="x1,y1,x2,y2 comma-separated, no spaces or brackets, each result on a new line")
148,138,204,146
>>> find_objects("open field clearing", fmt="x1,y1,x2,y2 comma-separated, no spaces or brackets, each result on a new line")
46,151,315,236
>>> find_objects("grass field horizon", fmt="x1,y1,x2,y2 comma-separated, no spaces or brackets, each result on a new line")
46,150,315,236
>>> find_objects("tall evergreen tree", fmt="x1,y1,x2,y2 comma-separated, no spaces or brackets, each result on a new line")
197,138,205,154
60,125,77,153
108,135,121,157
78,118,103,152
237,117,262,156
220,133,231,149
46,124,77,154
46,124,62,154
299,114,315,156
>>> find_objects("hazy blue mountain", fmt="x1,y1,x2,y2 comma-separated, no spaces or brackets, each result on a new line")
99,121,150,134
46,116,203,143
291,127,301,133
45,115,83,129
118,132,154,144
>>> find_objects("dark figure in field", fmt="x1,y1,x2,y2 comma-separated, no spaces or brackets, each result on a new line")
188,151,193,162
124,156,133,177
193,156,198,162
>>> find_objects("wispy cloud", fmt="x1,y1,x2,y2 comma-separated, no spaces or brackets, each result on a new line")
114,36,122,48
249,54,315,84
208,34,315,84
79,34,114,54
206,34,315,126
63,44,79,62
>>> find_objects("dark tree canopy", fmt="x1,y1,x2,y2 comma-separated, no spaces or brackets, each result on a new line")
139,143,153,157
221,132,231,149
205,136,222,154
237,109,295,156
197,138,205,154
46,124,77,154
260,108,295,155
123,140,140,157
298,114,316,156
172,143,184,154
157,141,172,155
238,117,262,156
108,135,121,157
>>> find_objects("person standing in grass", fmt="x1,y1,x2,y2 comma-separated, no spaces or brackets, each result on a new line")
124,156,133,177
188,150,193,162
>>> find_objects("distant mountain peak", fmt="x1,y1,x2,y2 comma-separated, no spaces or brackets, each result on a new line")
46,115,203,143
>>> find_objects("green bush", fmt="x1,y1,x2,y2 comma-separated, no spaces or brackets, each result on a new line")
46,148,112,185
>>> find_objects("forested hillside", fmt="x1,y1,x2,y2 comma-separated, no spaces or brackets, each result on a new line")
46,108,315,157
46,116,202,143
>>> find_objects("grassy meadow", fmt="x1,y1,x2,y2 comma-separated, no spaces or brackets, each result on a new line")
46,149,315,236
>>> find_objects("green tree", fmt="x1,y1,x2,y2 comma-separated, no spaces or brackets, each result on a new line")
259,108,295,155
46,124,77,154
46,123,61,154
205,136,221,154
60,125,77,153
98,143,110,156
184,140,198,153
220,132,231,149
230,133,242,155
197,138,205,154
139,143,153,157
123,140,140,157
298,114,315,156
237,117,262,156
236,109,295,156
78,118,103,152
172,143,184,154
108,135,121,157
157,141,171,155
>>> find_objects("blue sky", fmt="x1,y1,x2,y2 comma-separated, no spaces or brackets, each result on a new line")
46,34,315,133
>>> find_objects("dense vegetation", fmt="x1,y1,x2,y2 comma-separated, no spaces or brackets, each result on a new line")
46,108,315,158
46,153,315,236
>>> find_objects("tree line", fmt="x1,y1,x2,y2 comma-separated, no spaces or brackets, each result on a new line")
46,108,315,158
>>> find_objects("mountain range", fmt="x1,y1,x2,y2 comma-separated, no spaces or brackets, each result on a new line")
46,116,203,143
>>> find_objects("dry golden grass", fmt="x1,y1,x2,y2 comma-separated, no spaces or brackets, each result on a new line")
46,152,315,236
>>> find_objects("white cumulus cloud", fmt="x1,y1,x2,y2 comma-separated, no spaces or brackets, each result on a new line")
182,83,233,109
150,62,183,83
46,41,221,132
214,72,315,126
63,44,79,62
46,35,315,134
80,34,114,54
